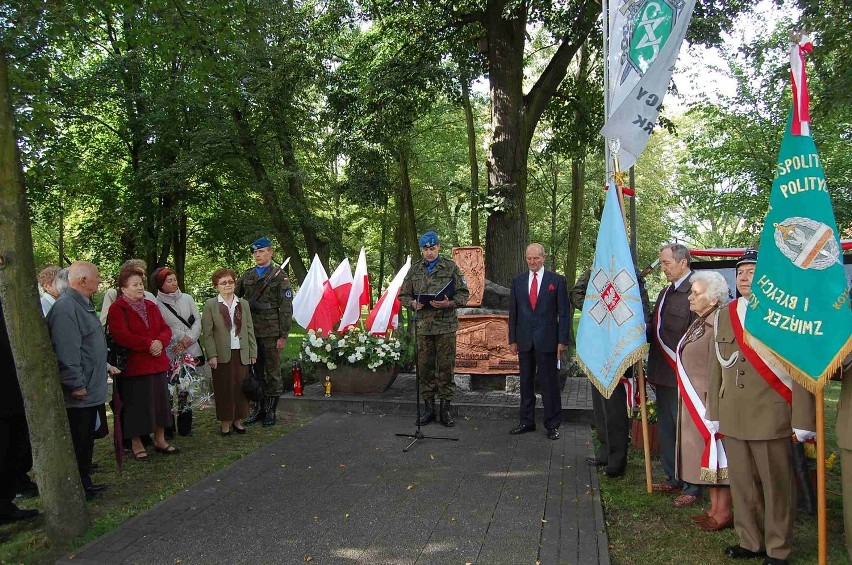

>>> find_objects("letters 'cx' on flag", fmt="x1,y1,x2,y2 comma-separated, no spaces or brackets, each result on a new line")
339,247,371,332
366,257,411,336
600,0,696,170
744,41,852,392
576,182,649,398
293,255,342,334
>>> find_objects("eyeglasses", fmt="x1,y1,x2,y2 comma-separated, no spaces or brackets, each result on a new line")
217,280,235,286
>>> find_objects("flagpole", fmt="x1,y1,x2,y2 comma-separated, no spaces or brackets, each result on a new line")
816,388,827,565
613,156,653,494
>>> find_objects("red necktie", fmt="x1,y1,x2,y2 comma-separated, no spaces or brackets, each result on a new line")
530,271,538,310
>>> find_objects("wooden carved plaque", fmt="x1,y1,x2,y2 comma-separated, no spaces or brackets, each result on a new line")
454,314,519,374
452,246,484,307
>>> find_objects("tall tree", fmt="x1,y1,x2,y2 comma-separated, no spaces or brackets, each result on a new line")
0,45,89,541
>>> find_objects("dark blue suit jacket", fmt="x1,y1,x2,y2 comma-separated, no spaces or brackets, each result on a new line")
508,269,570,353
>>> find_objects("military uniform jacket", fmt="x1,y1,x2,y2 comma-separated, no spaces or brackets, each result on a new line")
647,273,695,388
706,304,816,441
236,263,293,340
399,256,469,336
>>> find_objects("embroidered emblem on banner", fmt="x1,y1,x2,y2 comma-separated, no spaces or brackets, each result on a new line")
588,264,637,326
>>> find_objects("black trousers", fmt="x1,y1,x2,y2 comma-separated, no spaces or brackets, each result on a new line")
0,414,32,511
591,383,629,474
518,347,562,430
66,406,98,490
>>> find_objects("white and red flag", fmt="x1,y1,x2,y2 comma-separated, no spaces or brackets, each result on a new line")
293,255,342,333
338,248,370,331
790,35,813,136
366,256,411,335
328,258,353,316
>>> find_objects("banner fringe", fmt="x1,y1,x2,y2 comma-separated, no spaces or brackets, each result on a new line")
578,344,649,400
744,330,852,395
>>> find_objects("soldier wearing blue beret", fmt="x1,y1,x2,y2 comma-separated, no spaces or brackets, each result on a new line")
236,237,293,426
399,231,469,426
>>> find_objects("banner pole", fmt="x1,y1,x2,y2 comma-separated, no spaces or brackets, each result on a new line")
637,361,653,493
816,387,827,565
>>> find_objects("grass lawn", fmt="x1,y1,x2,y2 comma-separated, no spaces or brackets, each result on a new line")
0,407,307,565
601,380,850,565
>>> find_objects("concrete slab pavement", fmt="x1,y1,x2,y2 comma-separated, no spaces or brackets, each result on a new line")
58,411,609,565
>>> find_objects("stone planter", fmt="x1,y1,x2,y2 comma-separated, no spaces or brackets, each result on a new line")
325,365,399,393
631,420,660,455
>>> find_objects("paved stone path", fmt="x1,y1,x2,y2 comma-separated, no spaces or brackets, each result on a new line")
280,374,594,425
58,410,609,565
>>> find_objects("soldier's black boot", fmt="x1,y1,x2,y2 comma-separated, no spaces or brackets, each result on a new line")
418,398,436,426
262,396,279,427
243,401,266,425
439,399,455,427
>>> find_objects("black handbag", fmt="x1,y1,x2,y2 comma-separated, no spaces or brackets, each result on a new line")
241,364,265,402
105,311,130,373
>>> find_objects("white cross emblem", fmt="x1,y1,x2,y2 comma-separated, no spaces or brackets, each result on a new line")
588,267,637,326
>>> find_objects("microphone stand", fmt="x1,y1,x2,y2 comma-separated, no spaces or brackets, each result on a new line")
395,282,459,452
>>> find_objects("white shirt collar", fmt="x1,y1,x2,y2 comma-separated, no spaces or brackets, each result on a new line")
673,270,692,290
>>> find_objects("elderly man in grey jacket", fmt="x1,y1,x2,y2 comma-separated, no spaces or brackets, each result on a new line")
47,261,113,498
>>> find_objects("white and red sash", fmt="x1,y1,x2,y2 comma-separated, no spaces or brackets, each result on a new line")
729,298,793,404
654,285,679,373
675,320,728,482
621,375,637,413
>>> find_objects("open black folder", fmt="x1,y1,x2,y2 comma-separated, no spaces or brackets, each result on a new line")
416,278,456,308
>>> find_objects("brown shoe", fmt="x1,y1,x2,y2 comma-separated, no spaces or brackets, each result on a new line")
696,515,733,531
652,483,682,494
690,512,711,524
673,494,700,508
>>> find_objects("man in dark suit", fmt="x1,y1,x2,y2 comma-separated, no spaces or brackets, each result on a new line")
508,243,570,440
647,243,701,507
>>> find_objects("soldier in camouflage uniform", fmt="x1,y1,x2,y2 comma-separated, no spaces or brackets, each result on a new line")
399,231,469,427
236,237,293,426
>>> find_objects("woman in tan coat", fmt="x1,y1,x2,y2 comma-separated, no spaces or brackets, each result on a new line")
675,270,732,530
202,269,257,435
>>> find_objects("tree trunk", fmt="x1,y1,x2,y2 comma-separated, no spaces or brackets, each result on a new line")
483,0,530,286
0,47,90,540
549,157,558,271
565,158,584,285
481,0,598,286
396,145,418,258
271,114,329,266
230,104,308,282
461,80,480,247
174,210,187,290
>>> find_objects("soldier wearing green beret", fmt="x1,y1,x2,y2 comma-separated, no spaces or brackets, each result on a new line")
236,237,293,426
399,231,469,427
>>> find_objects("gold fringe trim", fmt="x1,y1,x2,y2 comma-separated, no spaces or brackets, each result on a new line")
700,466,729,484
577,343,649,400
744,330,852,395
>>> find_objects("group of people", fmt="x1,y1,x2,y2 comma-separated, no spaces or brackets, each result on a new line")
577,242,851,565
0,237,293,534
401,232,570,442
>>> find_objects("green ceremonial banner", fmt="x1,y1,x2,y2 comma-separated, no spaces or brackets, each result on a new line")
744,110,852,392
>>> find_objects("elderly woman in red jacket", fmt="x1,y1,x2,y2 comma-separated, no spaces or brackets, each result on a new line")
108,267,178,460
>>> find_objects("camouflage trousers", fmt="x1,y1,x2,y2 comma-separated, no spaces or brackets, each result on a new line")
416,332,456,400
255,336,285,395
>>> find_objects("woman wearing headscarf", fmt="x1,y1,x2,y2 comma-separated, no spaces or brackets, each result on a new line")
107,267,178,460
152,268,205,366
202,268,257,436
675,270,733,530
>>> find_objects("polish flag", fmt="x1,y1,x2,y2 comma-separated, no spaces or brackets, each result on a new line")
338,248,371,331
293,255,341,333
329,258,353,316
366,256,411,335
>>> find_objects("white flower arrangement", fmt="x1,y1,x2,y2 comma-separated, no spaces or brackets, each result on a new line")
167,353,210,413
299,326,403,374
